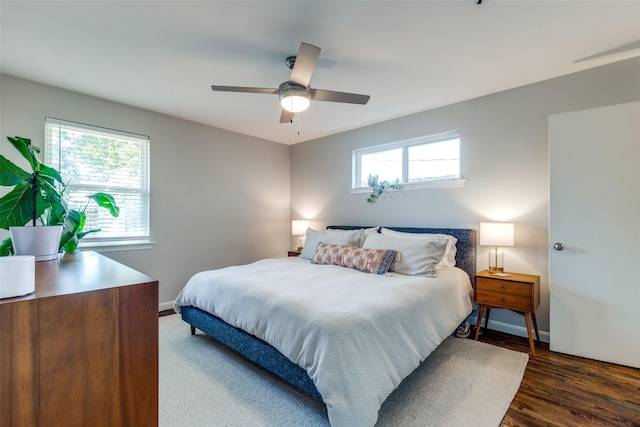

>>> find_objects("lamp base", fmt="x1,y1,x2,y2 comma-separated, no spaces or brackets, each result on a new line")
297,235,306,250
488,249,504,273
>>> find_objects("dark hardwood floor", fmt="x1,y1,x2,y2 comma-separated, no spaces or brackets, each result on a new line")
476,328,640,427
161,311,639,426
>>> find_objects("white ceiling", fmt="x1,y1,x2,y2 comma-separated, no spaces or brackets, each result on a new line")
1,1,639,145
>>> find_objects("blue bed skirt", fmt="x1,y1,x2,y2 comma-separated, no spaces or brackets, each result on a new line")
181,305,323,400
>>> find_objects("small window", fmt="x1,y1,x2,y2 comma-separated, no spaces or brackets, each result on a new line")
45,118,150,247
358,147,402,187
352,131,464,190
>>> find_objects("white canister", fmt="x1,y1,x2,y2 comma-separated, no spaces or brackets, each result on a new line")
0,255,36,299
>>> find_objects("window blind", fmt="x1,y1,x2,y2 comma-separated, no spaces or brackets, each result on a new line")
44,117,150,243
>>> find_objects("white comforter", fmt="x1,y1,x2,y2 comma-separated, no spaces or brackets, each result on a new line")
174,257,473,427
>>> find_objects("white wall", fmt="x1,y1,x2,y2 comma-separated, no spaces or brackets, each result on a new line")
0,74,291,307
3,57,639,335
290,57,640,338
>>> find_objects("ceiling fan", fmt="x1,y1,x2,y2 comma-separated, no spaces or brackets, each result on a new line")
211,42,370,123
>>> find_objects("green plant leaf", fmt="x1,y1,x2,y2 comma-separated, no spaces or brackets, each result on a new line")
7,136,39,172
0,182,48,229
0,237,14,256
365,174,401,203
63,229,100,253
44,202,66,226
77,229,100,240
88,192,120,217
65,209,85,234
62,235,79,254
40,179,65,223
0,155,31,186
59,209,85,250
38,163,64,185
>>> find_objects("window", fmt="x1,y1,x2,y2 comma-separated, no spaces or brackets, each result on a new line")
352,131,464,190
45,117,150,248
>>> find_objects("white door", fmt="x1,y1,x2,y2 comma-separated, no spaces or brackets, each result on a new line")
549,101,640,369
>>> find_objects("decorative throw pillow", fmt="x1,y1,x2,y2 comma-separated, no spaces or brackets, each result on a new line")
380,228,458,269
312,243,397,275
363,232,449,277
299,228,362,260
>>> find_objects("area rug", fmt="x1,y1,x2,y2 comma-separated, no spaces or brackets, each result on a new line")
159,314,528,427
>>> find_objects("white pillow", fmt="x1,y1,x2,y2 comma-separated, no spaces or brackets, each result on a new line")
359,227,380,246
319,227,380,246
380,228,458,268
362,232,449,277
299,228,362,260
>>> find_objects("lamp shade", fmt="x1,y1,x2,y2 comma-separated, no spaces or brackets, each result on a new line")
479,222,514,247
291,220,309,236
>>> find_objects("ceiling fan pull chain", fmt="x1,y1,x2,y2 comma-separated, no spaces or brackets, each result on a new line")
297,113,301,135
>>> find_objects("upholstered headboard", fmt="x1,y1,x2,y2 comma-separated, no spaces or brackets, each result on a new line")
327,226,477,279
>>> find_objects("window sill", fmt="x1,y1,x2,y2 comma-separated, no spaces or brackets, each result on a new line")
350,178,466,194
79,240,154,253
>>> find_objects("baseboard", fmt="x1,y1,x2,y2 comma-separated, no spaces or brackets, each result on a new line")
468,315,550,343
159,300,175,312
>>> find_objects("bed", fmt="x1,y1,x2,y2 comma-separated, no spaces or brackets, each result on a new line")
174,226,477,427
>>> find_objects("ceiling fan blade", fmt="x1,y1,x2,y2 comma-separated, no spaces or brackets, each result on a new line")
211,85,279,95
574,39,640,63
310,89,370,105
279,109,294,124
289,43,321,87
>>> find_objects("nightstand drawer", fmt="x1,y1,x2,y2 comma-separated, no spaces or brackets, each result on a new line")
475,277,532,296
475,289,532,311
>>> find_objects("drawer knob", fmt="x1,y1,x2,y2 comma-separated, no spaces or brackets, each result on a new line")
553,242,565,251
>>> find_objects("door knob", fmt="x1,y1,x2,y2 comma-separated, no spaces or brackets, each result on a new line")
553,242,565,251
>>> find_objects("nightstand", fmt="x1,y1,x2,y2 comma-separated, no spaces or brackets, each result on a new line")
473,270,541,355
288,250,302,257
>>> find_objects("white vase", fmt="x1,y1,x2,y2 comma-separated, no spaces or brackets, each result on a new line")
10,225,63,262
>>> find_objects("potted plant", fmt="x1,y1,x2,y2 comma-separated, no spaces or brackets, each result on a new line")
0,136,119,260
366,174,401,203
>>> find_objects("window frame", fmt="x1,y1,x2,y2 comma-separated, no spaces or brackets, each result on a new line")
44,117,152,252
351,130,465,193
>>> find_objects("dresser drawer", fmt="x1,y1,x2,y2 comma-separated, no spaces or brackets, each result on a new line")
475,277,532,296
475,289,532,311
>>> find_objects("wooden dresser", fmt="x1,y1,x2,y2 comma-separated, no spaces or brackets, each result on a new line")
0,251,159,427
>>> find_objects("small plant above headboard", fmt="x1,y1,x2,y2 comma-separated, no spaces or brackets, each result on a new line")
366,175,401,203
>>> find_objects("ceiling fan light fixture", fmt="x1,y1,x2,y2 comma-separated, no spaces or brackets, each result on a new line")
279,85,311,113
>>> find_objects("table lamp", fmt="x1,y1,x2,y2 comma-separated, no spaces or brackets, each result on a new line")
480,222,514,273
291,220,309,250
